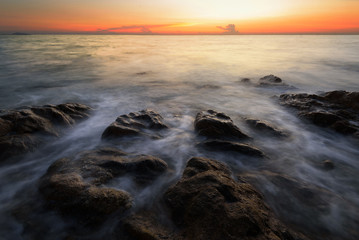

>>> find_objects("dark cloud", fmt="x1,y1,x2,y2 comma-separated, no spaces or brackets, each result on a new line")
216,24,239,34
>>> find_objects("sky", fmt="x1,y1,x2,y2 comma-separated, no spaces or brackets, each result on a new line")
0,0,359,34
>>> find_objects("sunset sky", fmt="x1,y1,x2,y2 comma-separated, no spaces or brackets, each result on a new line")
1,0,359,34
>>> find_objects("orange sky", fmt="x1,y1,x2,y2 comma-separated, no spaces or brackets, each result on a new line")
0,0,358,34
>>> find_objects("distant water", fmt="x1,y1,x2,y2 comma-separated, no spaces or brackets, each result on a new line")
0,35,359,239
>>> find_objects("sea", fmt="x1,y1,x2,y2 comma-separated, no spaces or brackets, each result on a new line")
0,35,358,239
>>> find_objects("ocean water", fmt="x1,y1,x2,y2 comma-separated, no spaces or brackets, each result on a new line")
0,35,359,239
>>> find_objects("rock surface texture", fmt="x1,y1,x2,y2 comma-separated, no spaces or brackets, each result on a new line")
194,110,266,157
194,110,249,139
124,157,307,240
0,103,91,161
241,171,359,240
239,75,295,89
102,109,168,139
39,148,168,223
245,119,288,137
279,91,359,137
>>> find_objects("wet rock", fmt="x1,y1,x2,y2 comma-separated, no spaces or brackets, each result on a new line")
279,91,359,137
122,212,180,240
194,110,249,139
0,135,41,160
245,118,288,137
241,171,359,239
299,111,342,127
0,103,91,161
323,91,359,110
39,148,168,222
257,75,293,88
260,74,283,84
240,78,252,84
163,157,306,240
40,172,131,218
102,109,168,139
322,160,335,170
200,140,265,158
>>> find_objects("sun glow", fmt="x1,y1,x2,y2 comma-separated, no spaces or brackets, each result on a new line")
184,0,293,20
0,0,358,34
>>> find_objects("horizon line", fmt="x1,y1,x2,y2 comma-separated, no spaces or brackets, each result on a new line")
2,32,359,36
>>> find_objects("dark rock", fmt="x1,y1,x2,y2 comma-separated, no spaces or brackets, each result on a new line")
40,172,131,218
260,74,282,83
332,121,358,134
323,91,359,110
299,111,342,127
200,140,265,158
163,157,306,240
240,78,251,84
39,148,168,222
255,75,296,89
241,171,359,239
0,103,91,161
322,160,335,170
123,212,180,240
102,109,168,139
0,135,41,160
279,91,359,137
245,118,288,137
194,110,249,139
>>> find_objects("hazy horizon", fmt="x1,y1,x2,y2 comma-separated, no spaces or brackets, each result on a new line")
1,0,358,34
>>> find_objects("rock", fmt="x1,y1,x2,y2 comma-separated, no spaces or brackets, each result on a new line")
102,109,168,139
122,212,180,240
39,171,132,222
194,110,249,139
241,171,359,239
279,91,359,137
240,78,251,84
245,118,288,137
257,75,293,88
0,103,91,161
39,147,168,222
98,155,169,184
298,111,342,127
322,160,335,170
0,135,41,160
199,140,265,158
323,91,359,110
259,74,282,84
163,157,306,240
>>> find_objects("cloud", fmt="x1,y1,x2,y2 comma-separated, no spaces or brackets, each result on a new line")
98,24,175,34
216,24,239,34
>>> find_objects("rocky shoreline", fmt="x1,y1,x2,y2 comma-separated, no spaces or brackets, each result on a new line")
1,84,359,240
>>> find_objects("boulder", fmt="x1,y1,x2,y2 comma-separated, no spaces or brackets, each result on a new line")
163,157,306,240
122,212,180,240
0,103,91,161
322,160,335,170
257,75,294,88
102,109,168,139
259,74,282,84
240,78,252,84
199,140,265,158
298,111,342,127
39,148,168,222
194,110,249,139
245,118,288,137
241,171,359,239
279,91,359,137
39,172,132,218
